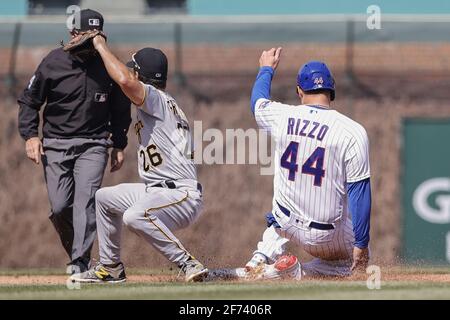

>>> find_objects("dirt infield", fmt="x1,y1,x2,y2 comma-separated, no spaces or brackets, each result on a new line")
0,270,448,286
0,274,173,286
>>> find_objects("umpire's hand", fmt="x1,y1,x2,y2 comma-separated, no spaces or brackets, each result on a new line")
25,137,44,164
110,148,125,172
351,247,370,273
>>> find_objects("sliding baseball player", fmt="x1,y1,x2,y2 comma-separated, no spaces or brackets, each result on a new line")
243,47,372,279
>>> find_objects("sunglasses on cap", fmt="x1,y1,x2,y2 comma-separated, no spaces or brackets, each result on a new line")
130,53,140,71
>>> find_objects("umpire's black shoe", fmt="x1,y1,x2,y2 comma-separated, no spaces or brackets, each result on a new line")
70,262,126,283
68,257,90,274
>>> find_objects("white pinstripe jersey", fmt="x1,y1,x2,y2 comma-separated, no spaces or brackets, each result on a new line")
255,98,370,224
133,84,196,184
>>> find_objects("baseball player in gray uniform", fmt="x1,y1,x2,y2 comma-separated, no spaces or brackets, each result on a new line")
70,36,207,283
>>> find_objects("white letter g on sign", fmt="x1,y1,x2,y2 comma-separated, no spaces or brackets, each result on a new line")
413,178,450,224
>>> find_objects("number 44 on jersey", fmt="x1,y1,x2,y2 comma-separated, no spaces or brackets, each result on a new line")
281,142,326,187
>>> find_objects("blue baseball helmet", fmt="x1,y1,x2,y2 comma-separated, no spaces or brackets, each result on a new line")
297,61,335,101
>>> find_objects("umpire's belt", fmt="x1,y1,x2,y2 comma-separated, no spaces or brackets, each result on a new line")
153,180,202,194
276,201,334,230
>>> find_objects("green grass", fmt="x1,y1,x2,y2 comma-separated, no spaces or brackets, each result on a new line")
1,281,450,300
0,267,449,300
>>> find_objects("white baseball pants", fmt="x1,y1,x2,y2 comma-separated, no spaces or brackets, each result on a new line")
255,212,355,277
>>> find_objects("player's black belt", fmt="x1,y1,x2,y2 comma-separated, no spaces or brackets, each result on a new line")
153,180,203,193
309,221,334,230
276,201,334,230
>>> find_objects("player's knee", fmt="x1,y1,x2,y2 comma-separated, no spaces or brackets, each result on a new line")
122,209,141,229
95,187,113,206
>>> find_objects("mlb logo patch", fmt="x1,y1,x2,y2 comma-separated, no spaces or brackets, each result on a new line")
94,92,108,102
259,100,271,109
89,19,100,27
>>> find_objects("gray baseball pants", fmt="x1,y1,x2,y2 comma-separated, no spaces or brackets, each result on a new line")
42,138,109,265
95,181,203,267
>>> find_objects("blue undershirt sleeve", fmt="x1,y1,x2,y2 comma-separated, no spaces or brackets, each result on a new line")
250,66,274,114
346,178,372,249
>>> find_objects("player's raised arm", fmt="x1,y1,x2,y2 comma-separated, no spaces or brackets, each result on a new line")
250,47,282,113
93,35,146,106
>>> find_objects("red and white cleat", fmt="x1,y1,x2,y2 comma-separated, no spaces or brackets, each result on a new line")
270,254,302,280
245,254,303,281
274,255,299,272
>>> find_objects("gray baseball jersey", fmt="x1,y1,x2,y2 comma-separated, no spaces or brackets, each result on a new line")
135,84,196,184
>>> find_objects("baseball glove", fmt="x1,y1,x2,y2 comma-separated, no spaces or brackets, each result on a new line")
62,30,106,58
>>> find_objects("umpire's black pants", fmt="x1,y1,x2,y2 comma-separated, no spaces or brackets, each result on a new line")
42,138,109,268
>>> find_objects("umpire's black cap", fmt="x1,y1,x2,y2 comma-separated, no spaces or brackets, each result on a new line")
126,48,168,82
70,9,104,32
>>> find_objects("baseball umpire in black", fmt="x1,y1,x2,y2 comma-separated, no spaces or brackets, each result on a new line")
17,9,131,273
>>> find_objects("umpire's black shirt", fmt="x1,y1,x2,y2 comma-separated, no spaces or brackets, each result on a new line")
18,47,131,149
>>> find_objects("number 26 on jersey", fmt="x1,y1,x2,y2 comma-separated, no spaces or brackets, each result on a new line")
140,144,163,171
280,142,325,187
